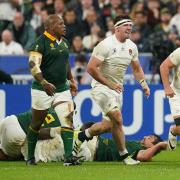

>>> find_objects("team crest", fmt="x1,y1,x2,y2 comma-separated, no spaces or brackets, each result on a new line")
129,49,132,55
50,43,54,48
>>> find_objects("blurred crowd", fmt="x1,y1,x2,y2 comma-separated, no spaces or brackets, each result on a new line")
0,0,180,84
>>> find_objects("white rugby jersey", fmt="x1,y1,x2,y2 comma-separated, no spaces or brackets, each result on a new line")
169,47,180,93
91,34,139,87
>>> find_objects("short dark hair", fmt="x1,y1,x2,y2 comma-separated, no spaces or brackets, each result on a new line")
114,15,131,25
80,122,95,131
151,134,164,155
152,134,163,145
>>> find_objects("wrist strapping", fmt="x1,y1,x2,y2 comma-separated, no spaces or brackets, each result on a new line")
31,65,41,76
40,79,48,85
139,79,148,89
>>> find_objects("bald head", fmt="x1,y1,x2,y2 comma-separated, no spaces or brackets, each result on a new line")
44,14,66,38
44,14,61,31
13,12,24,27
2,30,13,45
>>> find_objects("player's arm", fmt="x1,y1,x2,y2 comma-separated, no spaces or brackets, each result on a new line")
38,127,61,140
87,56,123,93
87,56,109,86
160,57,176,98
136,142,167,161
67,62,77,96
29,51,56,96
131,60,150,97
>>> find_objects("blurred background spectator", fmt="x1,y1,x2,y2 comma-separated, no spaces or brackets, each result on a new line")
1,0,180,85
82,23,101,51
28,0,45,31
170,3,180,36
72,54,92,84
0,29,24,55
0,70,13,84
54,0,65,17
64,7,82,44
36,8,49,36
71,35,88,54
8,12,36,51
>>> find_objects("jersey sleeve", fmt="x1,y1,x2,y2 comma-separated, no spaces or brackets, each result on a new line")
28,37,44,54
91,41,108,61
169,48,180,66
132,44,139,61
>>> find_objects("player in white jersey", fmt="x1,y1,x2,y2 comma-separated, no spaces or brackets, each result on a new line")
160,47,180,150
0,113,61,161
72,15,150,165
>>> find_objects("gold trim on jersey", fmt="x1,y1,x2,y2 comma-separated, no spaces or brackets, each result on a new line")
61,127,73,132
44,31,56,41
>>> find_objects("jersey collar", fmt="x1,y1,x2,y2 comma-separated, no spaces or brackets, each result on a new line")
44,31,56,41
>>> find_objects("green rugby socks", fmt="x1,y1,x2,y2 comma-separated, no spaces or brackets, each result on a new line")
27,126,39,160
61,127,74,158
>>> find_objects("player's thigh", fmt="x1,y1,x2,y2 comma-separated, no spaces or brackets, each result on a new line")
53,90,74,127
91,87,122,117
31,89,53,110
169,93,180,118
53,90,73,103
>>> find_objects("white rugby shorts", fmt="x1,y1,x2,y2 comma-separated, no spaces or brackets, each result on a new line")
169,92,180,117
91,85,122,120
31,89,73,110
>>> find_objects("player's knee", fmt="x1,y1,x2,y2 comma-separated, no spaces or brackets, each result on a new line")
107,109,122,126
93,126,105,134
54,101,74,128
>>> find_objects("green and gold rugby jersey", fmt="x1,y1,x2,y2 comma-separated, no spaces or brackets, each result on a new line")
16,108,60,134
94,136,144,161
29,31,70,92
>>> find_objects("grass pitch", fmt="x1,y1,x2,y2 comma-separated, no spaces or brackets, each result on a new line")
0,147,180,180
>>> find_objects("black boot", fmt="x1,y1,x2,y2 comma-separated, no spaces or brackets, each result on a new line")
26,158,37,166
63,155,81,166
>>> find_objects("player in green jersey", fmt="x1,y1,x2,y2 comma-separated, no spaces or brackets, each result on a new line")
0,108,61,161
0,114,167,162
78,122,167,162
27,14,78,165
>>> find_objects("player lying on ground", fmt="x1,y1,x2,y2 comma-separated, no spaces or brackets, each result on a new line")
0,110,167,162
77,122,167,162
0,108,61,161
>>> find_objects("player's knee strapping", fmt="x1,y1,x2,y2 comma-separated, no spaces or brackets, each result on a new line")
174,117,180,126
53,101,74,128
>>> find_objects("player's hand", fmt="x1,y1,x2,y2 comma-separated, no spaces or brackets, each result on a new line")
143,86,150,98
108,81,124,93
41,79,56,96
165,86,175,98
69,79,78,96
